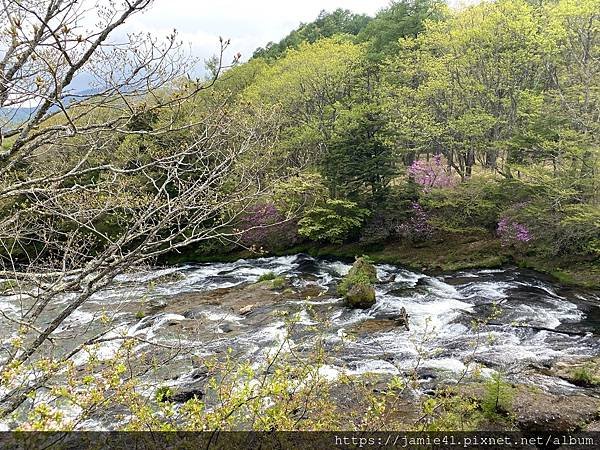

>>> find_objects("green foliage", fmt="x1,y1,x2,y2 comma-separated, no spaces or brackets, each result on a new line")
358,0,446,62
382,0,550,180
422,177,528,233
502,192,600,258
257,272,277,282
420,393,483,431
271,276,286,290
481,373,514,420
253,9,371,60
298,199,369,244
154,386,173,404
212,58,270,100
271,172,328,215
338,257,378,308
9,0,600,435
323,106,396,203
338,256,378,295
246,37,363,108
337,271,372,297
244,37,365,178
572,365,600,386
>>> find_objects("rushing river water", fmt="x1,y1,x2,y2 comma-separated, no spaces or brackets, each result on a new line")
1,254,599,429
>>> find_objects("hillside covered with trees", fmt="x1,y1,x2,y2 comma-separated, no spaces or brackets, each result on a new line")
194,0,600,287
0,0,598,437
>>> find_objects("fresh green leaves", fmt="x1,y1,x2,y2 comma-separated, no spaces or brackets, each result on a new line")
298,199,369,244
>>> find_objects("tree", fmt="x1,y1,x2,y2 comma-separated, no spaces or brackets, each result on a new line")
298,199,369,244
383,0,549,179
0,0,281,419
244,37,365,169
357,0,445,62
544,0,600,203
252,9,371,60
322,105,396,203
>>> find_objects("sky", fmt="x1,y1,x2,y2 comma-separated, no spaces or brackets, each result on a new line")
123,0,393,64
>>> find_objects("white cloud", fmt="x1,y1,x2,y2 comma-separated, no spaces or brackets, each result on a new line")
119,0,481,74
124,0,391,64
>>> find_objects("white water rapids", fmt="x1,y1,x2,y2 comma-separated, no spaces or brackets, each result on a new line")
1,254,598,429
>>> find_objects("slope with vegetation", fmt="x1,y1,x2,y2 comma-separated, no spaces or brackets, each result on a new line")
0,0,598,434
182,0,600,288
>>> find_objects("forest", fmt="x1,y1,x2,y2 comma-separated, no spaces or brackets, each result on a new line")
0,0,599,438
202,0,599,288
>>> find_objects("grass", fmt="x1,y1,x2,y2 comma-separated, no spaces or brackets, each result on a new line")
572,365,600,386
271,276,286,289
257,272,286,289
519,257,600,289
0,280,18,293
257,272,277,282
481,373,515,421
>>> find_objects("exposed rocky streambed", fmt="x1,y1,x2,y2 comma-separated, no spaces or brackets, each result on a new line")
1,254,599,430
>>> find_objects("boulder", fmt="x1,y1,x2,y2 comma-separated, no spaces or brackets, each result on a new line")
512,390,600,433
346,257,378,284
338,256,379,309
346,283,376,309
170,387,204,403
460,382,600,433
549,357,600,388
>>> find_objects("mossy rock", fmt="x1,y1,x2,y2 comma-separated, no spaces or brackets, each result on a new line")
338,257,378,296
345,283,376,309
257,272,278,282
338,257,379,309
347,257,378,283
271,276,286,290
551,357,600,387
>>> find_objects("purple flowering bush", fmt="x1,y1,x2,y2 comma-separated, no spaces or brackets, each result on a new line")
497,217,533,247
408,155,456,190
239,203,299,252
395,202,434,242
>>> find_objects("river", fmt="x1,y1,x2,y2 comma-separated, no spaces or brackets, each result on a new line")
1,254,599,429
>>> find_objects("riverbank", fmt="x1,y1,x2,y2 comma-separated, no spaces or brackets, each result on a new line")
168,232,600,290
121,255,600,432
5,252,598,432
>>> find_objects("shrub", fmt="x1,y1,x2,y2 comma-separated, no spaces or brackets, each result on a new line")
408,155,456,190
359,184,417,244
239,203,299,252
271,276,286,290
420,176,516,234
271,172,328,214
298,199,369,244
258,272,277,282
572,365,600,386
558,205,600,257
395,202,433,242
481,373,514,420
359,212,392,244
155,386,173,403
500,200,599,258
497,217,533,247
420,392,483,431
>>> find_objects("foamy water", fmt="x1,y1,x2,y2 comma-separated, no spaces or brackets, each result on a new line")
1,254,598,429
